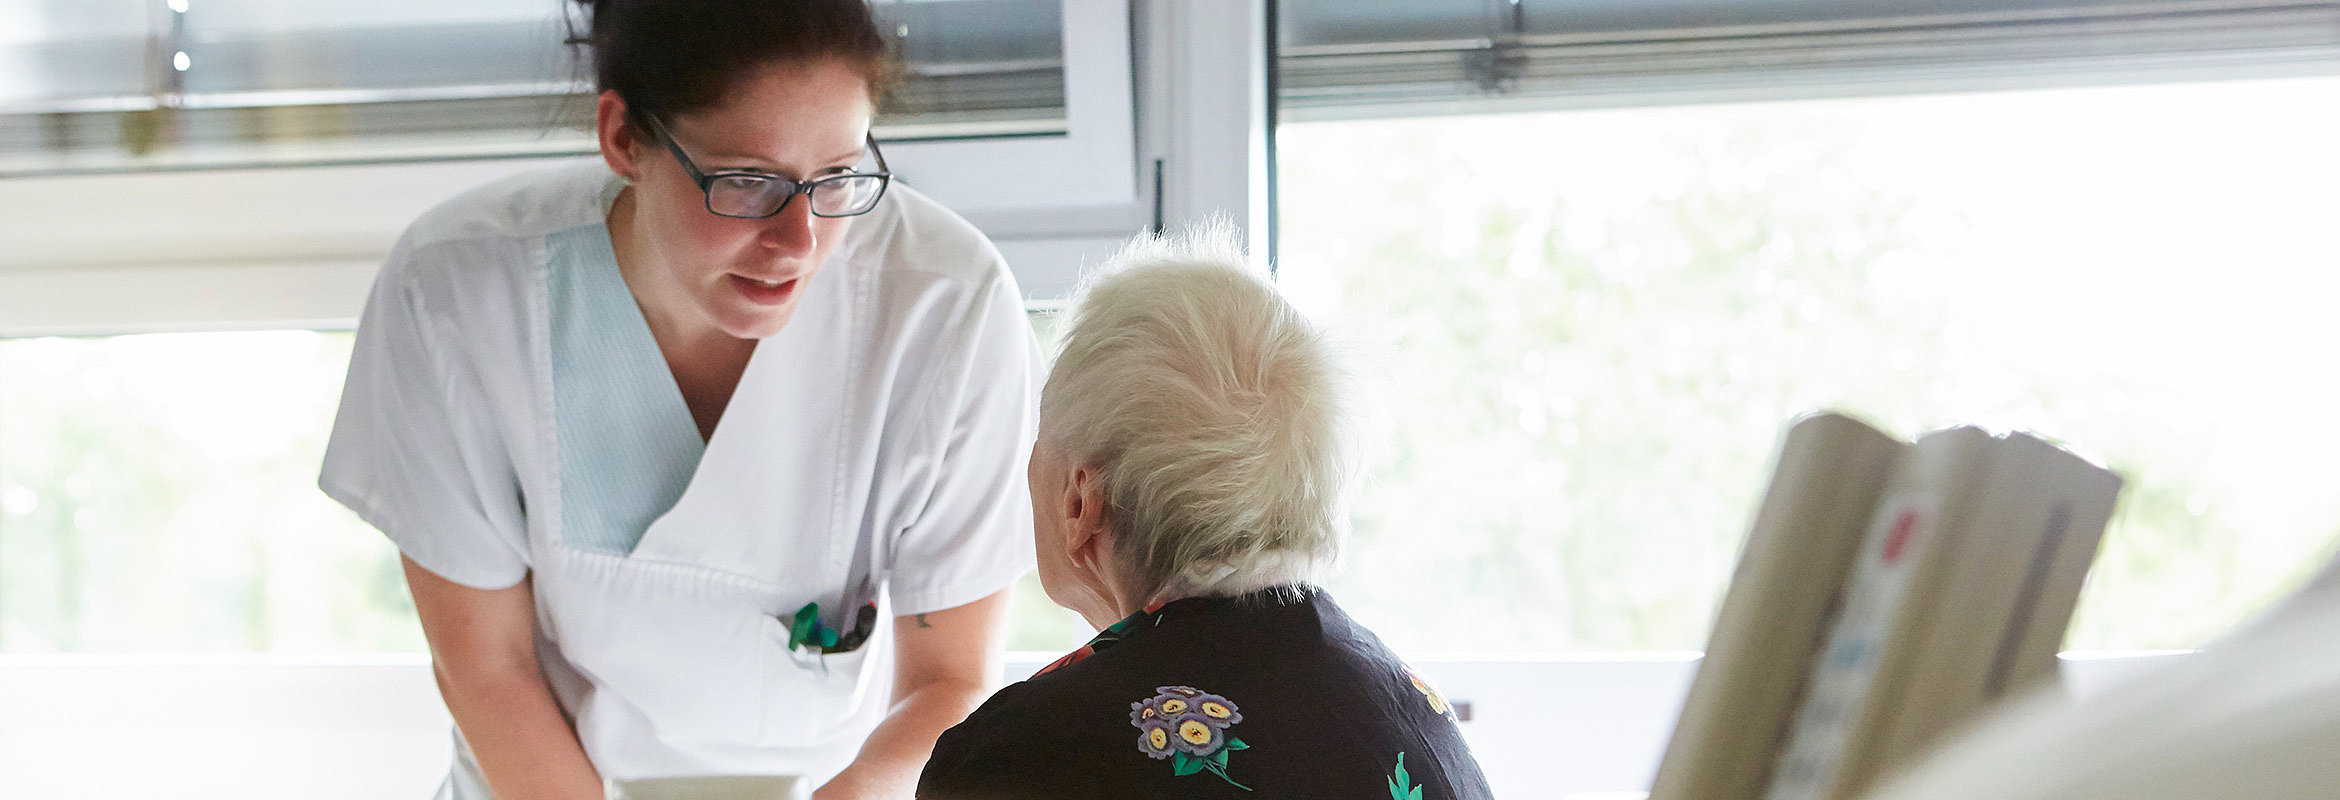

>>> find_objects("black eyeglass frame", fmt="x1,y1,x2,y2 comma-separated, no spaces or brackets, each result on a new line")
639,111,893,219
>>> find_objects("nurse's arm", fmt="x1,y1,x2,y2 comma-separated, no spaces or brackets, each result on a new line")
403,556,607,800
816,587,1013,800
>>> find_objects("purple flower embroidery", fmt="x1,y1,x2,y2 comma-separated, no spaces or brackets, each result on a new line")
1135,720,1176,760
1150,689,1195,719
1147,686,1243,729
1169,713,1225,755
1130,697,1165,726
1190,692,1244,727
1129,686,1253,790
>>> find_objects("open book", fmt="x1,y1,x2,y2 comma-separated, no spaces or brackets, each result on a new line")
1649,412,2123,800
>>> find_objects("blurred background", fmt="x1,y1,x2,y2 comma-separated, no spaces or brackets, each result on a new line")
3,0,2338,797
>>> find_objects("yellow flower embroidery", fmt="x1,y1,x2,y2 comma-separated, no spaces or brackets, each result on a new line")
1160,698,1189,716
1149,727,1170,750
1408,669,1453,716
1179,719,1214,746
1200,700,1235,720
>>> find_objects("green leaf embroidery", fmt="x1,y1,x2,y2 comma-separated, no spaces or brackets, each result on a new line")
1174,752,1205,777
1225,738,1251,751
1211,748,1229,767
1206,762,1255,792
1389,752,1424,800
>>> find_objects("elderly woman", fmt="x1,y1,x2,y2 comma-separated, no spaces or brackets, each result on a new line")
917,234,1494,798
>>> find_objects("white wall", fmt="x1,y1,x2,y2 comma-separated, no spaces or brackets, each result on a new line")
0,652,2189,800
0,654,455,800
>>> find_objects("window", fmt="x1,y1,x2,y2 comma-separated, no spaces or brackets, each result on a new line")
1276,74,2340,655
0,0,1071,173
0,312,1093,655
0,330,410,652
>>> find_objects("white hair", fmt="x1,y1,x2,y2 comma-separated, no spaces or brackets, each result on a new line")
1039,226,1356,603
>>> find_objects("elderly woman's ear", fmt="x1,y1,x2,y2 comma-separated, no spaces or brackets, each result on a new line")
1030,443,1129,628
1058,466,1118,589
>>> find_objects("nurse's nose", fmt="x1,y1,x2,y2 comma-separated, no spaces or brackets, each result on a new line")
759,194,817,259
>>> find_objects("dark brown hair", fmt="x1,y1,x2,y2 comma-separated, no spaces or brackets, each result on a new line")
568,0,897,126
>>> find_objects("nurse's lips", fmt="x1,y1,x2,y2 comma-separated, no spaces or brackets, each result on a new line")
730,274,799,306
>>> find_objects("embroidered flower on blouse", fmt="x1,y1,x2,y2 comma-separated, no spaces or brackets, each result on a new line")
1129,686,1252,790
1188,697,1244,729
1407,669,1454,717
1173,715,1222,754
1136,721,1176,760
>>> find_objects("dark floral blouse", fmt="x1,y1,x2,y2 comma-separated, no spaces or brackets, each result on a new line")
917,587,1495,799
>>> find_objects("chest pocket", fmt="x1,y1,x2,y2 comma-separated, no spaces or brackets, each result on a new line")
756,611,889,746
537,550,885,750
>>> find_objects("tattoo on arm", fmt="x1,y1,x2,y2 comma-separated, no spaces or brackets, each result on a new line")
915,613,933,628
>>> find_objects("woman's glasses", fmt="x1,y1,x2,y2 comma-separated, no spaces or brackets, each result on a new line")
640,111,892,219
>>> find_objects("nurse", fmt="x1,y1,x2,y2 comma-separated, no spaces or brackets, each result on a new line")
318,1,1037,798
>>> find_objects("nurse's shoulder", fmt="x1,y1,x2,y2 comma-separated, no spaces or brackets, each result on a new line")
846,182,1030,372
849,182,1012,291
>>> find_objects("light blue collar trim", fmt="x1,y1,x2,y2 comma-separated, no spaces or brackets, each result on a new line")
546,223,706,556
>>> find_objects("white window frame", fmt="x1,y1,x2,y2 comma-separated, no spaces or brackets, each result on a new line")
0,0,1151,336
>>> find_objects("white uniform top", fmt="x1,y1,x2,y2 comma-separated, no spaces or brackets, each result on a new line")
319,163,1039,795
1867,554,2340,800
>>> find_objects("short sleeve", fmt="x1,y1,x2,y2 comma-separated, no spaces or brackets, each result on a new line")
319,240,531,590
885,268,1042,616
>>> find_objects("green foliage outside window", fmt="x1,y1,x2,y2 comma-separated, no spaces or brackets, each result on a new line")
1280,76,2340,653
0,332,418,652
